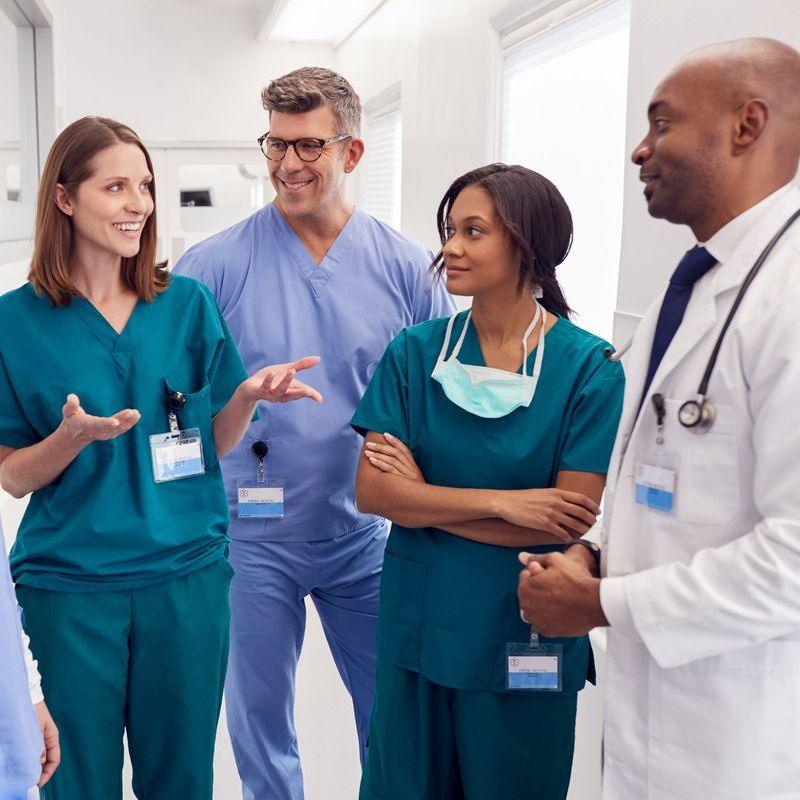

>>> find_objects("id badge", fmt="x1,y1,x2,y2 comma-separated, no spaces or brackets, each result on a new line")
237,479,285,518
506,641,563,692
635,451,679,514
150,429,205,483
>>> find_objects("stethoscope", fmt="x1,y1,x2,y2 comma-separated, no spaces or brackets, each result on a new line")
605,207,800,433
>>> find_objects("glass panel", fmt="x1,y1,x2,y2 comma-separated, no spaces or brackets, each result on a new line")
0,9,39,246
177,163,275,232
0,10,20,203
501,0,630,340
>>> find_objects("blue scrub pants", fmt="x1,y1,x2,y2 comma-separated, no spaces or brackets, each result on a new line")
225,521,387,800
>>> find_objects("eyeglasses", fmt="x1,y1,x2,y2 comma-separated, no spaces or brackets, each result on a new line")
258,133,353,162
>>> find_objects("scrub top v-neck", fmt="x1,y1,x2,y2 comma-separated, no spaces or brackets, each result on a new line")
0,275,249,592
352,311,625,692
174,203,454,543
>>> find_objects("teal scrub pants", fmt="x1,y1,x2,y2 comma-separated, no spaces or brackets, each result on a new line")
15,559,233,800
360,657,577,800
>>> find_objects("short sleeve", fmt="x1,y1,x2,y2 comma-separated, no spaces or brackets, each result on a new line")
351,332,410,442
558,358,624,474
173,245,216,295
0,352,40,449
200,290,250,417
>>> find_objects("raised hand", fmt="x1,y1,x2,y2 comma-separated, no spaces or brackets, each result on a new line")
60,393,141,444
240,356,323,404
364,433,425,482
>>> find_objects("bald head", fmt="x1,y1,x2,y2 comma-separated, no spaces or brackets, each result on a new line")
633,37,800,239
675,38,800,128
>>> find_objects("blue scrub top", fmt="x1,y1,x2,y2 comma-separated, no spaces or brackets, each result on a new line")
0,521,41,797
351,312,625,692
174,204,454,542
0,276,249,591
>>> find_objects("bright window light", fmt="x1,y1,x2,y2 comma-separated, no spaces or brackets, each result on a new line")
269,0,381,43
360,106,402,229
500,0,631,341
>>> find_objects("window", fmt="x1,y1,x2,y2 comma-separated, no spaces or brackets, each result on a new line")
360,87,402,230
500,0,630,340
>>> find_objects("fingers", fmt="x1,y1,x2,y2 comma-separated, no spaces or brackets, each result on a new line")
364,450,412,477
365,453,403,476
558,490,601,516
38,727,60,787
291,356,321,372
365,440,416,471
285,379,324,404
62,394,82,418
111,409,141,432
268,368,295,398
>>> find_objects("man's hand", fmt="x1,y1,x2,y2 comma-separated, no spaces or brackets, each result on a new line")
34,700,60,787
239,356,323,404
516,551,608,637
525,543,599,577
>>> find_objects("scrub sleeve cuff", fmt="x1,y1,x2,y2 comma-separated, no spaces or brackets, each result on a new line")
21,629,43,704
599,576,640,640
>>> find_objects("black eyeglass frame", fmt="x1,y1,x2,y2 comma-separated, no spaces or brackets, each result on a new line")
257,133,353,162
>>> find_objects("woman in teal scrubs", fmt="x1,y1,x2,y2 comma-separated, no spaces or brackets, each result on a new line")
0,117,321,800
352,164,624,799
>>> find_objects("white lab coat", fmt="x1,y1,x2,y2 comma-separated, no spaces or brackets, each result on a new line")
599,184,800,800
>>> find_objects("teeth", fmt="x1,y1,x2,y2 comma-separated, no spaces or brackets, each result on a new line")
114,222,140,231
284,179,312,189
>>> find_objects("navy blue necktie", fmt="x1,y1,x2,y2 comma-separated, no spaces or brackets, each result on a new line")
640,245,718,404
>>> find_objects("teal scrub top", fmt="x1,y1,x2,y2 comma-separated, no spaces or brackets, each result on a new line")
0,275,249,592
351,311,624,693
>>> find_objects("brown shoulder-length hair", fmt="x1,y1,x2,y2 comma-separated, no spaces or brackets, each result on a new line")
431,163,573,318
29,116,169,307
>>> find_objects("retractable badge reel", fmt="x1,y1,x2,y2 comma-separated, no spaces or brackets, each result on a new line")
149,390,205,483
506,627,563,692
237,441,285,518
634,393,679,514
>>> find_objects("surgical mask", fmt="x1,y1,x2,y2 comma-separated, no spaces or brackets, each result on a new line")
431,302,547,419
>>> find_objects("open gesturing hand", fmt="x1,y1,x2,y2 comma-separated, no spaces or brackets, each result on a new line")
239,356,323,405
60,394,140,444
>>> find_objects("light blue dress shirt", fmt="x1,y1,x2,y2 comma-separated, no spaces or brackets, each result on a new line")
175,204,454,542
0,518,42,799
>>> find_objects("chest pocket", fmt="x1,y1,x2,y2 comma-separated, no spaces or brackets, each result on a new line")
664,398,742,526
163,378,217,469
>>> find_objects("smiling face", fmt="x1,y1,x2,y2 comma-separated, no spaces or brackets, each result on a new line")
441,184,522,298
266,105,361,221
631,65,731,233
55,142,154,264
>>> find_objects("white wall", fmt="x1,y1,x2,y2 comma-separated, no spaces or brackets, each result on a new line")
47,0,335,143
5,2,800,799
615,0,800,344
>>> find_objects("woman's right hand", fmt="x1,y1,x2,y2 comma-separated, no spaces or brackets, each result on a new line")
495,488,599,542
59,393,140,445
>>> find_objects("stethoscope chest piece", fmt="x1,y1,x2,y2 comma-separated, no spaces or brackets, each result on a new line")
678,396,715,432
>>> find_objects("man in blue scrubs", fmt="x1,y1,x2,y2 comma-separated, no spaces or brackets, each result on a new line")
174,67,453,799
0,517,56,798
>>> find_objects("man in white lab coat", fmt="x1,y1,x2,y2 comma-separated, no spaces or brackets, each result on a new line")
517,37,800,800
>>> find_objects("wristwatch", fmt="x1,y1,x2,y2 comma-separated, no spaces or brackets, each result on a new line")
566,539,601,571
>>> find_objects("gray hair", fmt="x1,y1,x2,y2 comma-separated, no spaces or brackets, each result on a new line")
261,67,362,136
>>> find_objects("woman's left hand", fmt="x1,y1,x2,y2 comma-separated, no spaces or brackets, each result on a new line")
364,433,425,482
240,356,323,404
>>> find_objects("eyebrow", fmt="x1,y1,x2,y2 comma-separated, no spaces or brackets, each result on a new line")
447,214,490,224
647,100,669,117
102,175,153,182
